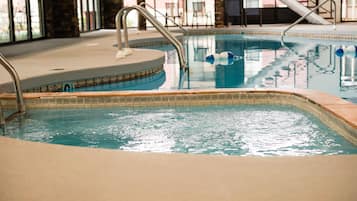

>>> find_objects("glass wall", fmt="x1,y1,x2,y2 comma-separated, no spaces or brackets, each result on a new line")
123,0,215,27
243,0,287,8
0,0,44,44
95,0,100,28
13,0,28,41
187,0,215,26
77,0,101,32
30,0,42,39
124,0,138,28
342,0,357,21
77,0,82,32
275,0,287,8
0,1,10,43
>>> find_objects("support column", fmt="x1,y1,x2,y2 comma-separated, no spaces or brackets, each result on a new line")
43,0,79,38
215,0,225,28
137,0,146,30
102,0,124,29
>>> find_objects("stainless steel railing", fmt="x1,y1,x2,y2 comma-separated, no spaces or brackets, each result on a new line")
115,5,188,71
281,0,336,43
0,101,5,129
0,53,25,114
139,2,187,34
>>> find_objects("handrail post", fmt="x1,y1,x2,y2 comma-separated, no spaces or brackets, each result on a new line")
122,8,133,49
0,54,25,113
116,5,187,70
115,9,125,51
331,0,336,30
115,8,133,59
0,101,5,129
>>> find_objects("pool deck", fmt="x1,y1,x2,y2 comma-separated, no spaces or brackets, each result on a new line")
1,23,357,201
1,135,357,201
0,30,166,91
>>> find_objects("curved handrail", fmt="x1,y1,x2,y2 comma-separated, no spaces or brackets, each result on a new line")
0,102,5,128
115,5,188,70
281,0,336,42
139,2,187,34
0,53,25,114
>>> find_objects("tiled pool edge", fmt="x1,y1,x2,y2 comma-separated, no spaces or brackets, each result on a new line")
1,89,356,145
23,66,163,93
183,29,357,41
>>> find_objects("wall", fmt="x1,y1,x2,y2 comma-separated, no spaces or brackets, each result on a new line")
215,0,225,27
137,0,146,30
43,0,80,38
102,0,124,29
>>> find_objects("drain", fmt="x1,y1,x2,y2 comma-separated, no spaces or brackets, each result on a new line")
62,82,74,92
51,68,65,71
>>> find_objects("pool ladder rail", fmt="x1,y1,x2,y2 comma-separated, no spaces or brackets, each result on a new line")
0,102,5,132
0,53,26,127
115,5,188,89
281,0,336,44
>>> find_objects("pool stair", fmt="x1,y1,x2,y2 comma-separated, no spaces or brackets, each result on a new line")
245,43,312,87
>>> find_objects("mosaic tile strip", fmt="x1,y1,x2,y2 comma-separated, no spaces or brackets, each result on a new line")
24,66,163,93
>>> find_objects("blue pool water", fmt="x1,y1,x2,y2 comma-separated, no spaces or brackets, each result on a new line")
4,105,357,156
77,34,357,103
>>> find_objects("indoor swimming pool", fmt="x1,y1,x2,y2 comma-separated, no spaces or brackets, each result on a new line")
3,105,357,156
77,34,357,103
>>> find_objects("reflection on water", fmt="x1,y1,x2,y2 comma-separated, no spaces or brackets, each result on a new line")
150,35,356,103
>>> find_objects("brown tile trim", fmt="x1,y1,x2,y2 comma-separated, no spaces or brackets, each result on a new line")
0,89,356,145
171,29,357,41
23,66,164,92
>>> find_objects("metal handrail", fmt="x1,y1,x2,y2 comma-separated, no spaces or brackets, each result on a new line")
305,0,334,17
139,2,187,34
0,101,5,129
0,53,25,114
115,5,188,70
281,0,336,42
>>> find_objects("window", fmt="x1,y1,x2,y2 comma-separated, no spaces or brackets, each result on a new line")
95,0,100,28
0,0,44,44
276,0,287,8
30,0,43,39
77,0,82,32
244,0,260,8
0,1,10,43
342,0,357,21
13,0,28,41
124,0,138,28
262,0,276,8
77,0,101,32
82,0,88,31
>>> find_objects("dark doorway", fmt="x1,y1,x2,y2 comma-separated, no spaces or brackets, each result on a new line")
224,0,243,25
